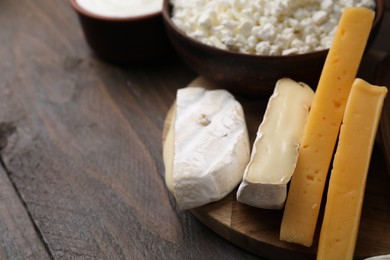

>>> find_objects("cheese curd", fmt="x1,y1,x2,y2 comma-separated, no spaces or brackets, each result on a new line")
171,0,375,55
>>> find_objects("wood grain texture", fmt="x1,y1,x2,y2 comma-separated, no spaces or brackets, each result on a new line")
0,0,263,259
0,1,389,259
0,158,49,260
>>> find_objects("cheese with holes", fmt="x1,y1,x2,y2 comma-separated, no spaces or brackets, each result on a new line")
280,7,374,247
164,79,250,210
237,78,314,209
317,79,387,260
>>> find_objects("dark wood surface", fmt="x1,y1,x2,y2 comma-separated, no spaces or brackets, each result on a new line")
0,1,389,260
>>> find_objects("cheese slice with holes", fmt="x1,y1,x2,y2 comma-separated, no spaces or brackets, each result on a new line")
164,79,250,210
237,78,314,209
317,79,387,260
280,7,375,247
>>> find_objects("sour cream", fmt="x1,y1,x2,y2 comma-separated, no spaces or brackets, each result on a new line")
76,0,163,18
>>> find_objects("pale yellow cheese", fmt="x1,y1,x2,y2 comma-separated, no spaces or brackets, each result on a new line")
280,7,375,247
317,79,387,260
237,78,314,209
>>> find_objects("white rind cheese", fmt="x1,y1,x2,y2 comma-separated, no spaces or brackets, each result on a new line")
364,255,390,260
237,78,314,209
164,78,218,194
165,82,250,210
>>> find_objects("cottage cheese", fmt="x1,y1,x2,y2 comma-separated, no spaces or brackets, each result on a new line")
171,0,375,55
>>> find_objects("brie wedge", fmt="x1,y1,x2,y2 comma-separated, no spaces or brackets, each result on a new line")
237,78,314,209
164,78,250,210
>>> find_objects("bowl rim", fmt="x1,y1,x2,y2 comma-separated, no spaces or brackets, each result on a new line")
69,0,162,22
162,0,384,60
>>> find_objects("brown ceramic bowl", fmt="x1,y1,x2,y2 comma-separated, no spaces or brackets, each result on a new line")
69,0,171,63
162,0,384,96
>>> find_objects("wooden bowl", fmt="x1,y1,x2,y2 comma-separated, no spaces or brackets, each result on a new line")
69,0,172,63
162,0,384,96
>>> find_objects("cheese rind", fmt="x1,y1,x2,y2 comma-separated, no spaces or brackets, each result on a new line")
365,255,390,260
280,7,375,247
237,78,314,209
163,106,175,193
170,85,250,210
317,79,387,260
163,77,219,193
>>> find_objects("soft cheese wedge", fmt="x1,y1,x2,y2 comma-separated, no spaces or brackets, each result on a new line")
164,79,250,210
280,7,375,247
163,77,219,193
317,79,387,260
236,78,314,209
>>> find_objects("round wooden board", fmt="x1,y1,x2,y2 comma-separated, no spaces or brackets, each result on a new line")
162,78,390,260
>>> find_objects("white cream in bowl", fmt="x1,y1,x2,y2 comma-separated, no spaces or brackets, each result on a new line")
76,0,163,18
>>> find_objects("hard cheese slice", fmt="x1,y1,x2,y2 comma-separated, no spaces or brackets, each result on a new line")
237,78,314,209
317,79,387,260
165,82,250,210
280,7,375,247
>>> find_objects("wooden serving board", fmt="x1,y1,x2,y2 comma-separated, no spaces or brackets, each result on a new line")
162,77,390,260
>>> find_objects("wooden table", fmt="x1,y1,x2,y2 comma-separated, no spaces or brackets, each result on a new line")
0,1,389,259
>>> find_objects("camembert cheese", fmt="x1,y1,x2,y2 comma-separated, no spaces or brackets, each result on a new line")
280,7,375,247
317,79,387,260
237,78,314,209
164,79,250,210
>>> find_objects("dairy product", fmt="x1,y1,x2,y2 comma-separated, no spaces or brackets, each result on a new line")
76,0,162,18
171,0,375,55
317,79,387,260
280,7,375,247
164,78,250,210
237,78,314,209
365,255,390,260
163,107,175,193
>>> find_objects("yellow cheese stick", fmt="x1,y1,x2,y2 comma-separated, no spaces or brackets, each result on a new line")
280,7,374,247
317,79,387,260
